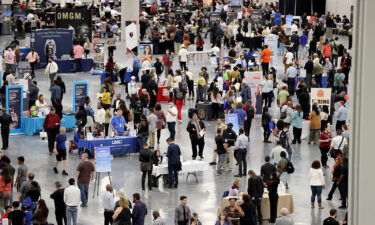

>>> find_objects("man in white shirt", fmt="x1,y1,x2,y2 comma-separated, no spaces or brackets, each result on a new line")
102,184,115,225
291,22,299,34
270,141,288,165
330,130,347,152
286,64,297,96
46,58,59,89
178,45,188,71
64,178,81,225
166,102,178,140
128,76,139,108
95,103,106,132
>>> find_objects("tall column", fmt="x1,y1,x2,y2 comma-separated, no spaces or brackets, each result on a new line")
350,0,375,224
121,0,139,45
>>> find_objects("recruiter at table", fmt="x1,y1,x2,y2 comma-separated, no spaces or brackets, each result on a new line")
110,109,131,136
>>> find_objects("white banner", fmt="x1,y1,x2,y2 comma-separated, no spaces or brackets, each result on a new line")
125,21,138,52
310,88,332,114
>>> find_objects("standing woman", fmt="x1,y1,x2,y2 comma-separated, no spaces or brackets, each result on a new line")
308,160,325,209
266,172,280,223
139,143,153,190
137,115,149,149
55,76,66,100
261,75,273,108
254,85,263,114
0,168,12,213
166,69,174,102
154,104,166,145
84,38,91,57
174,82,186,122
327,157,343,201
261,106,272,143
106,33,116,57
112,195,132,225
195,34,205,61
309,104,321,144
25,48,39,77
210,87,222,120
33,199,49,225
291,105,303,144
319,126,332,168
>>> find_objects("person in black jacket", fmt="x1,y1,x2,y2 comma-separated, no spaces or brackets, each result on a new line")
298,87,310,120
139,143,153,191
186,113,205,160
240,194,257,225
0,109,12,150
148,74,158,109
75,105,87,129
260,156,276,182
266,172,280,223
247,170,264,224
304,57,314,89
55,76,66,101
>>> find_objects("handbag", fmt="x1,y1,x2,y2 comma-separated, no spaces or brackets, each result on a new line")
140,162,151,172
330,137,344,158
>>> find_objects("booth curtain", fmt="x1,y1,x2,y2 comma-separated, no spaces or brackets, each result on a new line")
279,0,326,16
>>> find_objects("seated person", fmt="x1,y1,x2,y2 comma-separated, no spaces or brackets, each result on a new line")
228,178,241,197
92,126,105,138
152,150,163,166
74,127,85,146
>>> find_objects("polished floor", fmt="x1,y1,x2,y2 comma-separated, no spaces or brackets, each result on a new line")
1,31,349,225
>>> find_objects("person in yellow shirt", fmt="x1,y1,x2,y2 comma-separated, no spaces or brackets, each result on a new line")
230,67,240,81
101,87,111,110
196,72,206,102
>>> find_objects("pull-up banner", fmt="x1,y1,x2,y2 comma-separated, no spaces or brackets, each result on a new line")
55,8,92,40
6,86,23,134
73,82,88,113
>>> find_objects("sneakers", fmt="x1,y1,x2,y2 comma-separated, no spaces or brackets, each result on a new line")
62,170,69,176
216,171,222,176
209,162,217,165
53,167,58,174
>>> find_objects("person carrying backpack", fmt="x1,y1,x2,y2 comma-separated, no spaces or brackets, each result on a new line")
277,121,293,161
277,151,290,189
243,100,255,140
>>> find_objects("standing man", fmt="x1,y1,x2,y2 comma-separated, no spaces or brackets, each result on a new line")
111,93,125,113
50,181,67,225
43,108,60,154
335,101,348,132
148,75,158,109
162,49,173,77
247,170,264,224
290,31,300,60
166,138,181,188
102,184,115,225
166,102,178,140
133,52,141,81
132,193,148,225
234,128,248,177
223,123,237,172
337,158,349,209
286,63,297,96
128,76,139,109
53,127,69,176
111,109,126,136
73,43,84,72
28,81,39,109
260,45,271,75
64,178,81,225
147,108,157,149
260,156,277,182
178,45,189,71
8,201,26,225
215,128,228,175
45,57,59,89
51,80,62,103
299,31,308,60
76,153,95,207
304,56,314,89
174,196,191,225
0,109,12,150
186,113,205,160
15,156,28,190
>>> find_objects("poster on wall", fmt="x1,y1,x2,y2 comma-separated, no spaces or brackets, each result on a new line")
95,147,112,172
242,71,263,103
125,21,138,53
55,8,92,40
30,29,73,66
264,34,279,67
310,88,332,113
226,113,239,135
73,82,88,113
6,86,23,134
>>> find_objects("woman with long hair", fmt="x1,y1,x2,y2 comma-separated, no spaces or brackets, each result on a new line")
215,212,231,225
137,114,149,149
25,48,39,77
309,104,321,144
52,98,63,119
55,76,66,100
291,105,303,144
267,172,280,223
319,126,332,168
154,104,166,145
228,178,241,197
210,87,222,120
261,106,272,143
309,160,325,209
112,195,131,225
327,157,343,200
33,199,49,225
0,168,12,215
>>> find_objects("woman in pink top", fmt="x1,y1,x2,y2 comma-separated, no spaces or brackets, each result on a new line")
0,168,12,212
73,44,85,72
26,48,40,77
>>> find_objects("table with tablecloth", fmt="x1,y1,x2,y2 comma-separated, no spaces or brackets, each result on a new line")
219,193,294,220
55,58,94,73
21,115,76,136
19,47,30,60
78,136,139,156
157,85,171,102
301,120,311,140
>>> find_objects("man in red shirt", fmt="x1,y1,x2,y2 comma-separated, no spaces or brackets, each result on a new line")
43,108,61,154
261,45,272,76
162,49,174,77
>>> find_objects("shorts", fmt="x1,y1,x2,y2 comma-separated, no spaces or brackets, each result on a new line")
56,149,67,161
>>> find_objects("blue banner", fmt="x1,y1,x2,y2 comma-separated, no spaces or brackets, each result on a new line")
286,15,293,28
73,82,88,113
6,86,23,134
30,29,73,67
264,34,279,67
96,147,112,172
226,113,239,135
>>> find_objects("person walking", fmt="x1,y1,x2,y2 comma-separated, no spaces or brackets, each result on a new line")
50,181,67,225
326,157,343,201
45,57,58,90
107,34,116,57
335,101,347,132
337,158,349,209
223,123,237,172
308,104,321,144
174,196,192,225
261,45,271,75
147,108,158,149
247,170,264,224
174,82,186,123
76,153,95,207
43,108,60,154
309,160,325,209
186,113,205,160
162,50,173,77
291,105,303,144
53,127,69,175
0,168,12,213
25,48,39,77
166,138,181,188
15,156,27,191
166,102,178,140
139,143,153,191
0,109,12,150
64,178,81,225
154,104,166,146
266,173,279,223
215,128,228,175
132,193,148,225
102,184,115,225
233,128,248,177
319,126,332,168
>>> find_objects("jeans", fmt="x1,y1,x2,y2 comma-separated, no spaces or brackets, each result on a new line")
217,153,227,173
300,45,307,60
133,68,140,82
251,198,263,222
262,92,272,108
56,209,67,225
137,133,149,150
196,85,205,102
280,172,288,187
263,125,270,141
191,138,205,158
142,170,152,189
167,122,176,140
30,61,37,76
104,211,114,225
279,43,285,56
311,185,323,204
236,148,247,175
66,206,78,225
244,119,252,137
78,183,89,205
168,164,179,187
292,127,302,143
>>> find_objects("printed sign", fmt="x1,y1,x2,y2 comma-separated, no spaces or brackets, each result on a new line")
55,8,92,40
310,88,332,113
242,71,263,103
73,82,88,113
96,147,112,172
126,21,138,53
226,113,239,135
264,34,279,67
6,86,23,134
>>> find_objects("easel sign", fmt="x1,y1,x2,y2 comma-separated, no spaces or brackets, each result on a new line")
93,147,112,198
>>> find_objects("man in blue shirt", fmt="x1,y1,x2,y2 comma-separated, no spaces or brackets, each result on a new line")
54,127,68,175
111,109,127,136
133,52,141,82
233,103,247,130
166,138,181,188
336,101,348,131
132,193,147,225
299,31,308,60
286,64,298,96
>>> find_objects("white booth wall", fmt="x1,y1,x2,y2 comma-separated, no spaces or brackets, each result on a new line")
326,0,353,16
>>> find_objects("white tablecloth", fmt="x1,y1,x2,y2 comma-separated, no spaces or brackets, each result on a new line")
152,160,209,176
301,120,311,140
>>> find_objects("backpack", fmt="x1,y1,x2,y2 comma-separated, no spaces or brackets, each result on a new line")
279,130,290,148
280,108,287,119
181,73,188,90
286,160,295,174
247,106,255,120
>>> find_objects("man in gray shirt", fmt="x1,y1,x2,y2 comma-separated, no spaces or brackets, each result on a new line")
15,156,28,191
275,208,294,225
174,196,191,225
147,108,158,149
234,128,249,177
18,172,40,201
